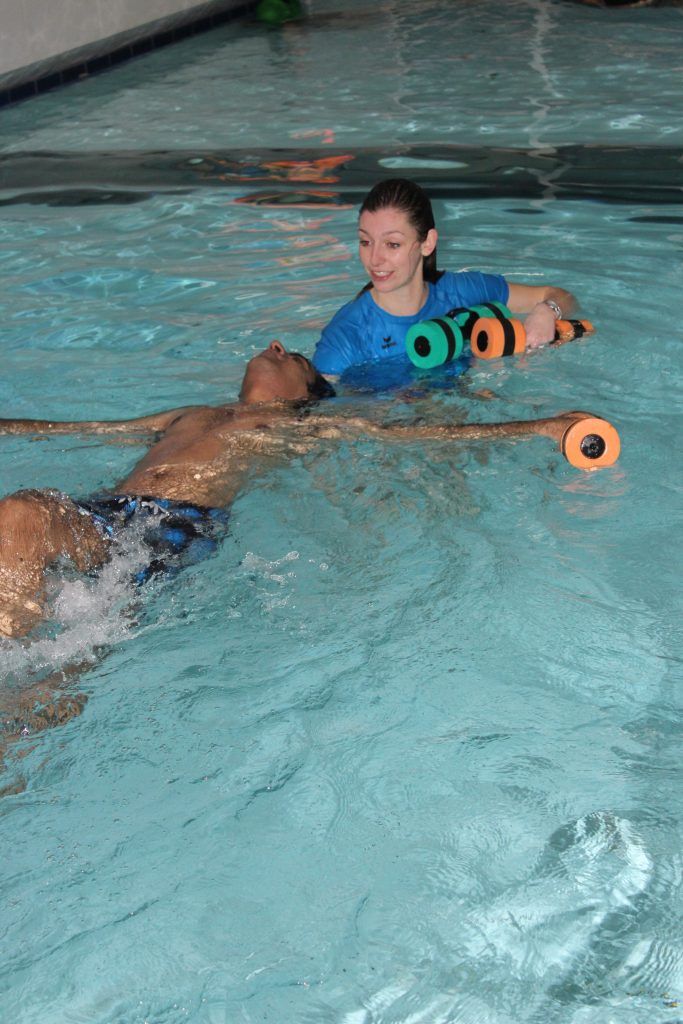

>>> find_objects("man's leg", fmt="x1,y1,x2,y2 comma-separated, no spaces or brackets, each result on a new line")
0,489,110,638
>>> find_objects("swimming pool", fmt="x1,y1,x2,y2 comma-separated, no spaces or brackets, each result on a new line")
1,2,682,1022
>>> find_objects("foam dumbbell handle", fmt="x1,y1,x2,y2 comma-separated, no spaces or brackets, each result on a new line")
472,317,595,359
553,319,594,343
450,301,512,340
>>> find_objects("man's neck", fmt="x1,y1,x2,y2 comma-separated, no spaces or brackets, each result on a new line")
237,392,300,412
237,389,296,405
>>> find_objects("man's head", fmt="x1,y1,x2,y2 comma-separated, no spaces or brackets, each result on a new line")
239,341,335,404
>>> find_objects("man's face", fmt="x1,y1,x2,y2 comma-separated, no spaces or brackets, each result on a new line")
242,341,318,402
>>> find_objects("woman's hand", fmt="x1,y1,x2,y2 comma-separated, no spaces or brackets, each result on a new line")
523,301,559,349
507,284,576,349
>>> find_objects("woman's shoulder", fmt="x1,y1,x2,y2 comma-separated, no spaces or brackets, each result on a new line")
432,268,489,291
432,269,509,307
313,290,375,374
327,288,373,325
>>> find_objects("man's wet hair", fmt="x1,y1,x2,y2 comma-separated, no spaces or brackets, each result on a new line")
291,353,336,401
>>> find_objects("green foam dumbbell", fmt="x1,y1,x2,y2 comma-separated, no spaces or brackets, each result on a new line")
406,301,511,369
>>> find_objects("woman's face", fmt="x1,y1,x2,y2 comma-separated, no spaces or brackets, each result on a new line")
358,206,436,297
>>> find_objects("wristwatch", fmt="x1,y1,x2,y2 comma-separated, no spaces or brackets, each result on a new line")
543,298,562,320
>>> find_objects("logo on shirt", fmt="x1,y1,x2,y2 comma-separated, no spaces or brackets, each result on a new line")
381,336,396,350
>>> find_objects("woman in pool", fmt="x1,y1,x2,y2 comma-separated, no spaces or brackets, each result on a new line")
311,178,577,377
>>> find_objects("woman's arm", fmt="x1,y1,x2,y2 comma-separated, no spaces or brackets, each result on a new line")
507,283,578,349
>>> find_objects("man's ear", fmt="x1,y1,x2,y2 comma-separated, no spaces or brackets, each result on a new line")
421,228,438,257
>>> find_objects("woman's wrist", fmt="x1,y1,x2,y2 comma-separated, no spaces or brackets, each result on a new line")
541,298,562,320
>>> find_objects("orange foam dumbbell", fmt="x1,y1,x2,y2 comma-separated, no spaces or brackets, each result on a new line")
470,316,594,360
560,416,620,470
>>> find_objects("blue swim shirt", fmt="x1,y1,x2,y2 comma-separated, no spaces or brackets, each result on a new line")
312,270,509,375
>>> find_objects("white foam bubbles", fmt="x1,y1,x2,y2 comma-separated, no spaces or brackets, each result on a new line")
0,527,152,686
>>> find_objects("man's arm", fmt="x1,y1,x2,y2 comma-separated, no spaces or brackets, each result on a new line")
0,406,199,437
313,412,572,445
301,410,619,469
507,283,578,349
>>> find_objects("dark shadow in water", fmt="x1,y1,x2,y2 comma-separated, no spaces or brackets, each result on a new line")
0,188,191,207
628,215,683,223
564,0,682,6
1,144,682,205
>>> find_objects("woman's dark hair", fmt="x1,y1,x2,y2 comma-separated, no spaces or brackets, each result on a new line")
359,178,442,285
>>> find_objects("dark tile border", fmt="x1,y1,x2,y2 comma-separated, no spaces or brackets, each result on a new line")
0,2,257,109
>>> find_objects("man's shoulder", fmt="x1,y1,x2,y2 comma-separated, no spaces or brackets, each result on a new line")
166,403,237,434
169,403,217,421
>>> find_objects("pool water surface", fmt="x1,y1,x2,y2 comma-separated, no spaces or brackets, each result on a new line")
0,2,681,1022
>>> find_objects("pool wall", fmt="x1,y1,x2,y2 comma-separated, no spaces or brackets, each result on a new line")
0,0,257,104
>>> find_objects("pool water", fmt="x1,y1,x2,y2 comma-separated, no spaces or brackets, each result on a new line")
1,2,682,1022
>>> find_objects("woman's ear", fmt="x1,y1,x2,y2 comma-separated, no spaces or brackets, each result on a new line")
421,227,438,257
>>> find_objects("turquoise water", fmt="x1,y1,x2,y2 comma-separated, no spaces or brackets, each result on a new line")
1,2,682,1022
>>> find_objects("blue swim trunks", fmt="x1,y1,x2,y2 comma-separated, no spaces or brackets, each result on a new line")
76,495,230,584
